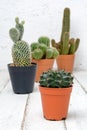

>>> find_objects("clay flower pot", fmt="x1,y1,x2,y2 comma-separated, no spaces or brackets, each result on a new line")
56,54,75,73
39,86,72,121
32,59,54,82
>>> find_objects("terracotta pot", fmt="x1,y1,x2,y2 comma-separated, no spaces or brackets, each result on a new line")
39,86,72,121
32,59,54,82
56,54,75,73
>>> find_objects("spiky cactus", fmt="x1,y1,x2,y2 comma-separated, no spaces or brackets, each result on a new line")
30,42,39,51
61,8,70,43
46,48,53,59
38,36,50,47
32,48,44,60
51,7,80,55
9,17,31,66
39,70,73,88
31,36,59,60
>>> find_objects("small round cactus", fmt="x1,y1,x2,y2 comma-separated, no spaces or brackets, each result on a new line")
52,47,59,58
38,43,48,54
38,36,50,47
32,48,43,60
46,48,53,59
39,70,73,88
30,42,39,51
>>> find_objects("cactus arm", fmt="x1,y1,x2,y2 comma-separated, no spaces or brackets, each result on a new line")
62,32,69,54
60,8,70,43
9,28,20,42
74,38,80,52
15,17,25,40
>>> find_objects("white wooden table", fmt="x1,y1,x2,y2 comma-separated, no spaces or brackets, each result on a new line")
0,70,87,130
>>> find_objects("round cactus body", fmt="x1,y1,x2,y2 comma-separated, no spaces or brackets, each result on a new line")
32,48,43,60
52,47,59,58
30,42,39,51
46,48,53,59
12,40,31,66
38,43,48,54
38,36,50,47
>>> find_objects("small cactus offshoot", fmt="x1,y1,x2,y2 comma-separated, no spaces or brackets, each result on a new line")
39,70,73,88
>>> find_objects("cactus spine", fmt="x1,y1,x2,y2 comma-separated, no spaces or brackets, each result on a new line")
9,17,31,66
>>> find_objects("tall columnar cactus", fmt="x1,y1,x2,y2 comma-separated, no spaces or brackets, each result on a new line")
9,17,31,66
51,7,80,55
61,8,70,43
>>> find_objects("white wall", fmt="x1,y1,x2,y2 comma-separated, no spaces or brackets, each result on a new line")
0,0,87,70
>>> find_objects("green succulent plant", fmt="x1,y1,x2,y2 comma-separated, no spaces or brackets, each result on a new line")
39,70,73,88
9,17,31,66
51,8,80,55
31,36,59,60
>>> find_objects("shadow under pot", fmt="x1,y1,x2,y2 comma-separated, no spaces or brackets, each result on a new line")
8,63,37,94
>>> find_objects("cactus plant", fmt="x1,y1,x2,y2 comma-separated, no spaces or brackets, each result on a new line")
51,8,80,55
31,36,59,60
39,70,73,88
9,17,31,66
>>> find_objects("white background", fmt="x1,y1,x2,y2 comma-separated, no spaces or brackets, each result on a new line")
0,0,87,70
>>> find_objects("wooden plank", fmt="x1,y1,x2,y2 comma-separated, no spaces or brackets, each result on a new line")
74,71,87,92
0,81,28,130
65,78,87,130
0,70,9,92
23,83,65,130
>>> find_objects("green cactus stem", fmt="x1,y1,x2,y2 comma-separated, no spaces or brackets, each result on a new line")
9,28,20,42
12,40,31,66
74,38,80,52
15,17,25,40
62,32,69,54
61,8,70,43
